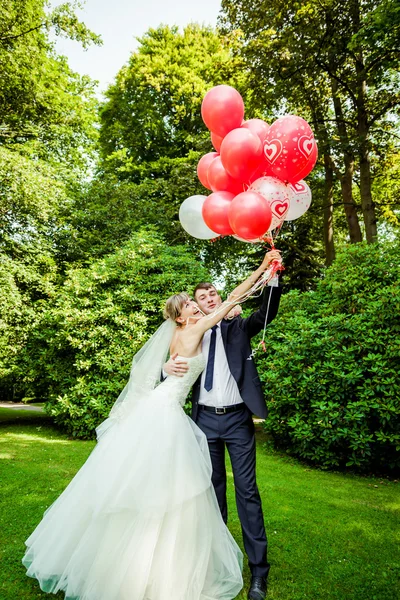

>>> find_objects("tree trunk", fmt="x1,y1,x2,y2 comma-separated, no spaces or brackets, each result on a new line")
323,153,335,266
351,0,378,243
358,112,378,243
307,99,337,264
331,78,363,243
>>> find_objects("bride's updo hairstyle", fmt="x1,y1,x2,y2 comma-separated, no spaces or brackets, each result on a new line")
163,293,190,324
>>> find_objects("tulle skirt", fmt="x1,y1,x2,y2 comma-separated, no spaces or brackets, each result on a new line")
22,391,243,600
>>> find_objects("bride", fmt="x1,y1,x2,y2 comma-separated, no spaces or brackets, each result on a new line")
23,252,275,600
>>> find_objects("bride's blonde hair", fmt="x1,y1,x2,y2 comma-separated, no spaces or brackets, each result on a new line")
163,293,190,323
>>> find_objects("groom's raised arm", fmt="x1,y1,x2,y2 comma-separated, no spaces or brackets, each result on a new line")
239,281,282,338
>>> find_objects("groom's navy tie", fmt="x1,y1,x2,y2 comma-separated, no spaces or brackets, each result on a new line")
204,325,218,391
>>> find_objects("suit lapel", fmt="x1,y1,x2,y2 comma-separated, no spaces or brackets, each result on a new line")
220,319,229,350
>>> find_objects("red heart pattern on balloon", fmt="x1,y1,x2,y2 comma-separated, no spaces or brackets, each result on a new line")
274,202,289,217
290,181,307,194
298,136,315,159
270,199,289,218
264,140,283,164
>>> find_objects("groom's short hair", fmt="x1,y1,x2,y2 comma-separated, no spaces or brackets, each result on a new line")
193,282,215,298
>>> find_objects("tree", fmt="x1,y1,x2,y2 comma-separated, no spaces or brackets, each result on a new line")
0,1,103,400
220,0,400,243
99,24,246,178
0,0,100,173
0,147,68,252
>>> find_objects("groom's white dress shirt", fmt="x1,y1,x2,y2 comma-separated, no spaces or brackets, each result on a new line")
198,324,244,408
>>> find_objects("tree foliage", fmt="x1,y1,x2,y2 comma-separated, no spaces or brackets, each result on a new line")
0,0,100,172
99,24,246,176
0,0,101,398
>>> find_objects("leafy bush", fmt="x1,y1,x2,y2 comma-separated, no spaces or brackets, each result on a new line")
0,248,57,400
257,242,400,472
18,228,209,438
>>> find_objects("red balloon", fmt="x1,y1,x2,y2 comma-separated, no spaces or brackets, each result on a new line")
201,85,244,138
263,115,318,184
197,152,218,190
241,118,269,142
220,128,263,182
242,120,273,182
207,156,244,195
211,131,224,152
229,191,272,240
202,191,235,235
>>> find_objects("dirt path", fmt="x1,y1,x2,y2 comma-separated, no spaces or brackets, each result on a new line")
0,402,44,412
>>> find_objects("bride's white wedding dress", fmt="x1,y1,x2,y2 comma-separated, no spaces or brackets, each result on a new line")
23,354,243,600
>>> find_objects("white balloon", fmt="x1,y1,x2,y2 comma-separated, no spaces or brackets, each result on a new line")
249,176,290,230
286,180,312,221
179,195,220,240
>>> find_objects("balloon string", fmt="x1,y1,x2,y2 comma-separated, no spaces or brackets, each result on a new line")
247,258,284,360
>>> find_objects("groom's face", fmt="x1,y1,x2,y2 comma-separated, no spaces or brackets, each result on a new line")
194,286,222,315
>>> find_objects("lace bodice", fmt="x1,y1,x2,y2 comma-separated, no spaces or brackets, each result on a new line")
157,354,205,407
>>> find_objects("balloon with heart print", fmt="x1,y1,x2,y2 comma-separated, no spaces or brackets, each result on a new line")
207,156,244,195
250,176,290,230
179,195,220,240
286,180,312,221
202,191,235,235
229,191,272,240
295,141,318,182
263,115,318,184
201,85,245,138
197,152,218,190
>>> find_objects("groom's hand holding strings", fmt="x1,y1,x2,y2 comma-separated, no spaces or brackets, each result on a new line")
164,353,189,377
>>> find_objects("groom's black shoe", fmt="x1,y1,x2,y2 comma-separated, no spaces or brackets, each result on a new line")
248,576,267,600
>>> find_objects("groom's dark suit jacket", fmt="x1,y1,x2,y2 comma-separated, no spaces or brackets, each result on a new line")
191,286,282,421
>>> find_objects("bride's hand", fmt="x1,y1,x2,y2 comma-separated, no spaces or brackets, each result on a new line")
224,305,243,320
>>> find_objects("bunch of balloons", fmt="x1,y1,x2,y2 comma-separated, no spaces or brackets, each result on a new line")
179,85,318,241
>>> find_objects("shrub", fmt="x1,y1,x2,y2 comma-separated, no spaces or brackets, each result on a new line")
0,249,57,400
257,242,400,472
18,228,209,438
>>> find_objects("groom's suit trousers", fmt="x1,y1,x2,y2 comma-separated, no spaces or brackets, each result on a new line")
197,406,270,579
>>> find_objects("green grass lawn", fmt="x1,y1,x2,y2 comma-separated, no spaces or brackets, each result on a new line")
0,412,399,600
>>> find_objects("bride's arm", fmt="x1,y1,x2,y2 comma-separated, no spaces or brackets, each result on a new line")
193,250,281,336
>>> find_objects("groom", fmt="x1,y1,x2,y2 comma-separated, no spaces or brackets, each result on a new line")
164,252,282,600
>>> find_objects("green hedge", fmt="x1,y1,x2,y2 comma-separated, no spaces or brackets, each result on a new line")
257,242,400,472
18,228,209,438
0,248,57,400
